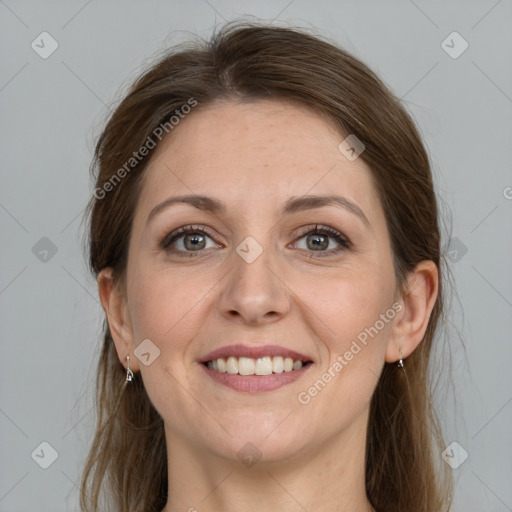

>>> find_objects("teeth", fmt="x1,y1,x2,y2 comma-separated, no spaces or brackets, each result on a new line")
255,356,272,375
239,357,255,375
273,356,284,373
206,356,306,375
217,357,226,372
226,356,238,374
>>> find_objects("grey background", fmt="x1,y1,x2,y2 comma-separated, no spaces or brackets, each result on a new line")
1,0,511,511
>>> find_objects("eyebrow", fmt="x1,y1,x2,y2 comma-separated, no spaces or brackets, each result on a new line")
146,194,371,229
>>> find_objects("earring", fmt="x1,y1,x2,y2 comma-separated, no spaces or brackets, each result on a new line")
396,349,405,370
125,356,134,382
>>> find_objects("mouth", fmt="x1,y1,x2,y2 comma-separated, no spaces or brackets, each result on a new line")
202,356,313,375
198,345,314,393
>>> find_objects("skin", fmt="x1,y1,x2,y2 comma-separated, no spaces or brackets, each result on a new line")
98,99,438,512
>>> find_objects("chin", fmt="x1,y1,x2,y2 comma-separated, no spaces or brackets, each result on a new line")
204,418,313,466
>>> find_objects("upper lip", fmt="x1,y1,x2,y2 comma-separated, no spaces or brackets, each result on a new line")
199,344,313,363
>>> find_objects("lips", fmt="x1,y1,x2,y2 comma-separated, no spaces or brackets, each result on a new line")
198,344,313,363
198,344,314,393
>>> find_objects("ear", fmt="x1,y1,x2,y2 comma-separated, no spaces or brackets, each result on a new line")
385,260,439,363
97,268,140,373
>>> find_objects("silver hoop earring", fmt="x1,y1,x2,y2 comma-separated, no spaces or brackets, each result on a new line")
125,356,134,382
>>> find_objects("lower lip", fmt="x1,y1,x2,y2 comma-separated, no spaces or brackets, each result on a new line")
200,363,313,393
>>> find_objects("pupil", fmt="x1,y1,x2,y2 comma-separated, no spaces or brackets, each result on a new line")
308,234,328,250
185,234,205,250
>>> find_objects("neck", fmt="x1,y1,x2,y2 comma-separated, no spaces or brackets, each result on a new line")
161,410,374,512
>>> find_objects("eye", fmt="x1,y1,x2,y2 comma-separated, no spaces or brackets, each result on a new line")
161,223,351,258
161,225,221,257
292,225,351,256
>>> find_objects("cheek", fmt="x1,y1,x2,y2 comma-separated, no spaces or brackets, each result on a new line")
298,267,395,345
294,269,394,399
292,283,394,435
126,262,218,348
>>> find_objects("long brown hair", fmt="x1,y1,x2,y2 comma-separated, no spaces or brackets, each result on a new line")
82,21,453,512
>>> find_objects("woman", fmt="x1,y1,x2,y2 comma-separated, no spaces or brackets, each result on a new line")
82,22,453,512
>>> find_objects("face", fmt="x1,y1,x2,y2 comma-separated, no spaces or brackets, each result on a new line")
117,99,400,464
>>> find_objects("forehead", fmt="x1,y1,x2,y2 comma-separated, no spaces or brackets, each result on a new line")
136,99,381,223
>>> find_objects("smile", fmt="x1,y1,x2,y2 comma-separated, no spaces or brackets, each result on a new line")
204,356,310,375
199,344,314,392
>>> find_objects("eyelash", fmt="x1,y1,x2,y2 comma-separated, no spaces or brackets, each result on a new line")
160,224,351,258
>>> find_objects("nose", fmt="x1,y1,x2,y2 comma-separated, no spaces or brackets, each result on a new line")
217,241,291,326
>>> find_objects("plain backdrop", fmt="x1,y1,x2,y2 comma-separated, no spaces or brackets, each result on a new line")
1,1,511,511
